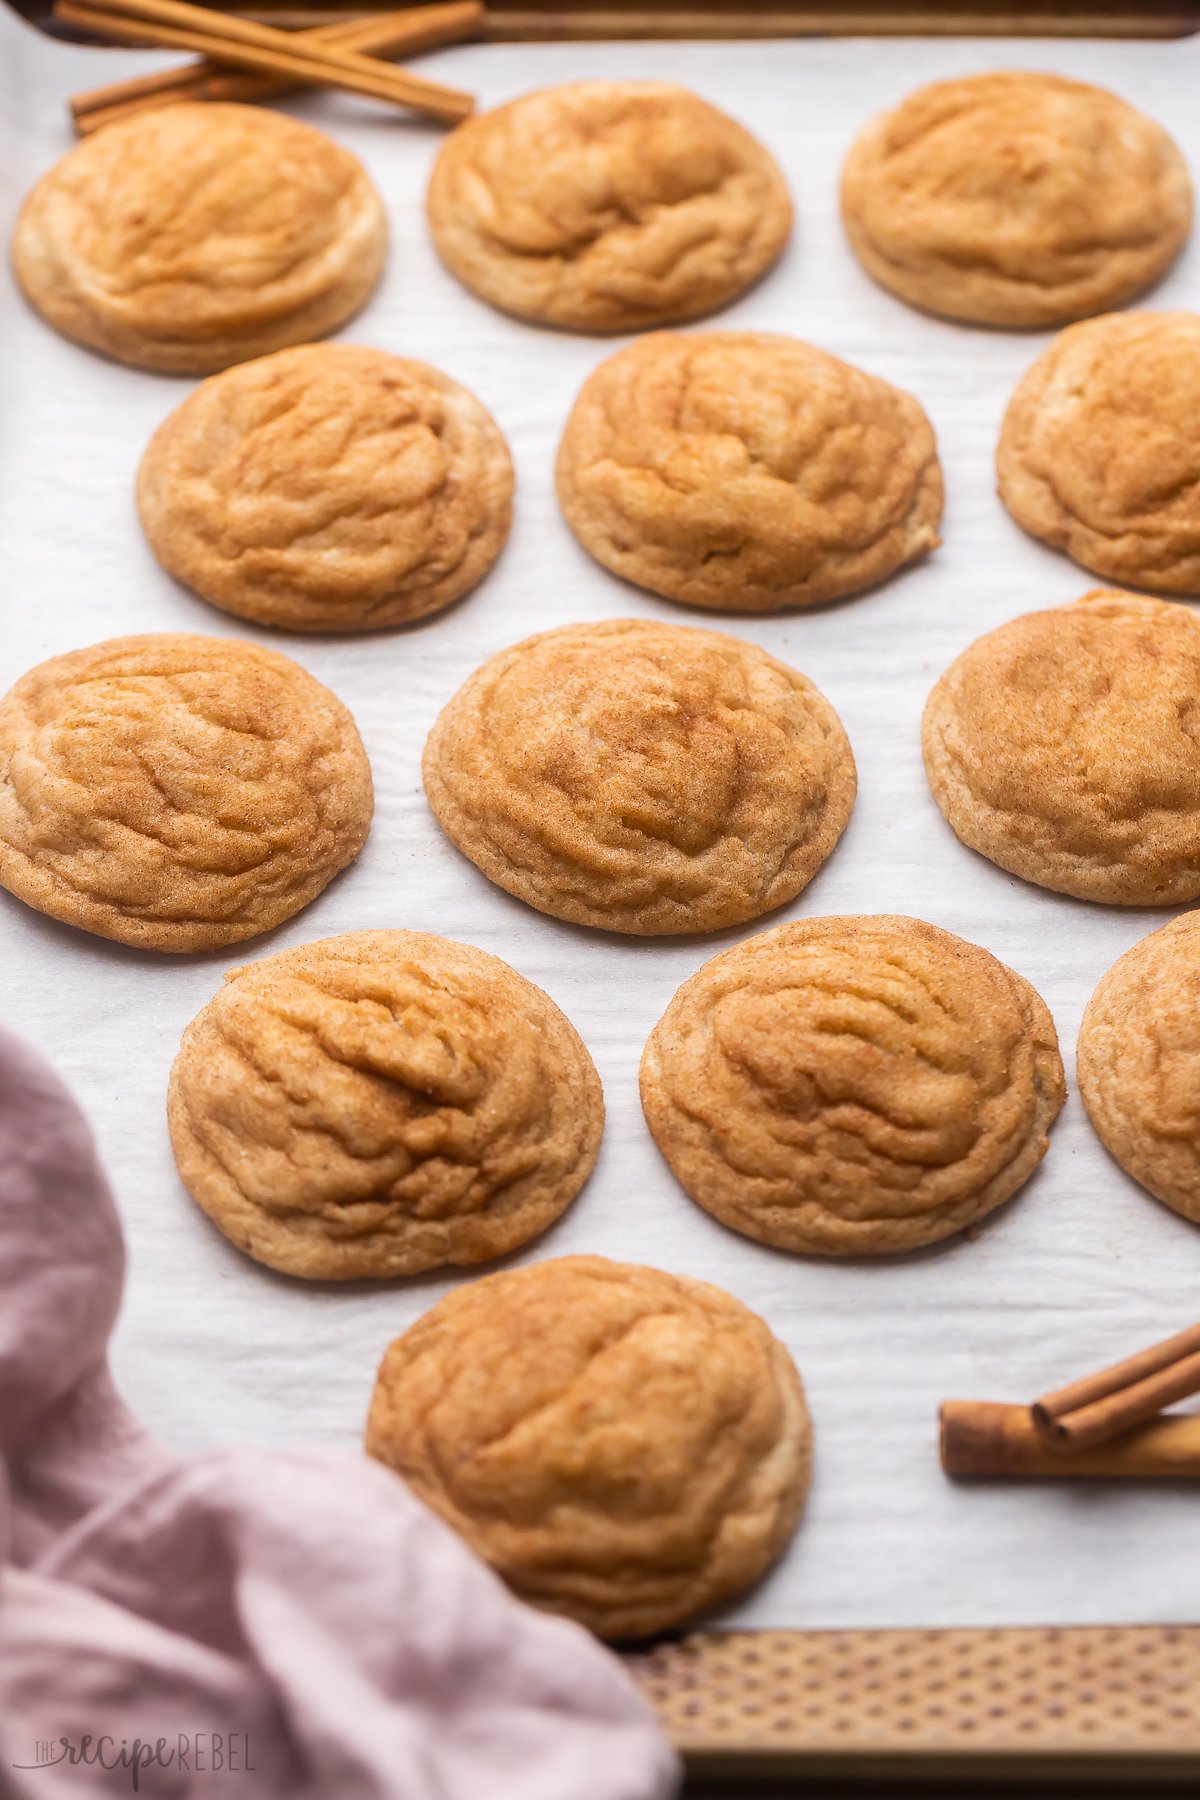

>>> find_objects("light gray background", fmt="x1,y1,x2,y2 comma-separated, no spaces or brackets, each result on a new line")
2,10,1199,1631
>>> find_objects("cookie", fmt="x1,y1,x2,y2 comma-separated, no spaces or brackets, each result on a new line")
841,72,1192,328
997,312,1200,595
1078,916,1200,1225
426,81,791,332
923,590,1200,904
556,332,942,613
641,915,1063,1257
137,345,514,632
422,620,856,936
168,931,602,1278
0,635,372,951
365,1255,811,1639
12,104,387,374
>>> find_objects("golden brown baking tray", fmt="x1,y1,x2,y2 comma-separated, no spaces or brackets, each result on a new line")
266,3,1200,40
15,0,1200,1782
36,0,1200,39
630,1623,1200,1781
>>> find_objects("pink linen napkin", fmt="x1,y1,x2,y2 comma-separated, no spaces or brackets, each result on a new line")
0,1026,679,1800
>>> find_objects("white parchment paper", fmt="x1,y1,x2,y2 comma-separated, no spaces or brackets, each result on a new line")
3,7,1200,1631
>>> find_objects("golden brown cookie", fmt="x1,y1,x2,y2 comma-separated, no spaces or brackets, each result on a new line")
426,81,792,332
137,345,514,632
365,1255,811,1639
422,620,856,936
12,104,387,374
841,72,1192,328
1078,916,1200,1225
168,931,602,1277
997,312,1200,595
641,916,1063,1257
922,590,1200,905
0,635,372,952
556,332,942,612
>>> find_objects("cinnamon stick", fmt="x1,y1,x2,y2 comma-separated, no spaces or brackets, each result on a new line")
70,2,482,136
1032,1321,1200,1452
941,1401,1200,1479
53,0,474,123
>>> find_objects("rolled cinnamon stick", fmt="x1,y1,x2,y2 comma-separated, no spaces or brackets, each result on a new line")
53,0,474,123
940,1402,1200,1479
1032,1322,1200,1452
70,2,482,135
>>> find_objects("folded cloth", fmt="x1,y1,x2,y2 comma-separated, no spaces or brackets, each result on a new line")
0,1026,679,1800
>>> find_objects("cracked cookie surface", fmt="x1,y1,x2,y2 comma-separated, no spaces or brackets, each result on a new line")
12,104,387,373
365,1255,811,1639
841,72,1191,328
422,619,856,936
1078,915,1200,1225
0,634,372,951
137,345,514,631
426,81,792,332
997,312,1200,595
556,331,942,611
923,591,1200,904
641,915,1063,1256
169,931,602,1277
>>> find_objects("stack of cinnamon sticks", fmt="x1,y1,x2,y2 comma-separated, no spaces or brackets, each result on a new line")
60,0,483,136
941,1320,1200,1479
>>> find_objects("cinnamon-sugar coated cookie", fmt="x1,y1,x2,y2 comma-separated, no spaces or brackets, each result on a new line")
556,332,942,612
841,72,1191,328
366,1256,811,1639
923,591,1200,904
0,635,372,951
169,932,602,1278
997,312,1200,595
641,916,1064,1256
426,81,792,332
1078,916,1200,1225
12,104,386,373
137,346,514,631
422,620,856,935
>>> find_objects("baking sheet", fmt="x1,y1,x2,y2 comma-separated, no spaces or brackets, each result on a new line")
3,8,1200,1634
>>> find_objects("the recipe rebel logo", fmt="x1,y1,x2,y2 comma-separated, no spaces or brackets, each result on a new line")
12,1733,255,1789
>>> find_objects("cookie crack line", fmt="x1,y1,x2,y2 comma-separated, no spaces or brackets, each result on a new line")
475,169,739,268
448,1314,665,1472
